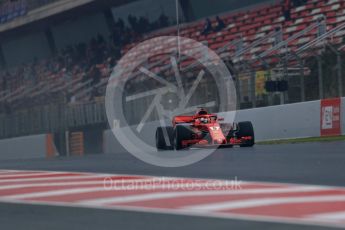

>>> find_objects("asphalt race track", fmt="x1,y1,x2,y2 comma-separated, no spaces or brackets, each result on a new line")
0,141,345,230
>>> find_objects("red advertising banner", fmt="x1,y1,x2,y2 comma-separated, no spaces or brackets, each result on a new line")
320,98,341,136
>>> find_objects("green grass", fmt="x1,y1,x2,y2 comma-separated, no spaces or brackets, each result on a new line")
258,135,345,145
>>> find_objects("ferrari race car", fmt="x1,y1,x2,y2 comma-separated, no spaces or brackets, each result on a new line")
155,108,255,150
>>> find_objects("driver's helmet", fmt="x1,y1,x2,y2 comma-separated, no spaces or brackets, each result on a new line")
196,108,208,116
200,117,209,124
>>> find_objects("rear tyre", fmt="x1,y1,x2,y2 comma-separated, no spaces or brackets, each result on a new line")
155,126,174,150
174,125,192,150
238,121,255,147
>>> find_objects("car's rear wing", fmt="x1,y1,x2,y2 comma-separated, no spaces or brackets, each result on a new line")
173,116,194,125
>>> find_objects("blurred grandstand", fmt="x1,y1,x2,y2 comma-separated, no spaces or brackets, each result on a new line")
0,0,344,153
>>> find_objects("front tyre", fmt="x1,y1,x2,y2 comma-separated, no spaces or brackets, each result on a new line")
156,126,174,150
238,121,255,147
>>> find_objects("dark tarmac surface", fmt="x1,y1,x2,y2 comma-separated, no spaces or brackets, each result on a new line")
1,141,345,230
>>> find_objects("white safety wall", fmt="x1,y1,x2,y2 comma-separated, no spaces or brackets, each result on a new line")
231,100,321,141
340,97,345,135
0,134,46,160
103,129,128,155
0,98,342,158
103,99,332,154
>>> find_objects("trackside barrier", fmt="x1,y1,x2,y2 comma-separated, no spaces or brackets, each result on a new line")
320,98,342,137
340,97,345,135
0,134,47,160
69,132,84,156
0,102,106,139
221,100,320,141
0,98,343,159
45,133,58,158
103,98,344,153
103,129,128,154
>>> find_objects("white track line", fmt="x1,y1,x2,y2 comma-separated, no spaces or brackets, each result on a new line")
1,198,345,229
0,170,36,175
0,177,234,190
0,178,156,190
0,170,24,173
184,195,345,212
78,186,327,206
307,211,345,222
0,176,229,189
0,171,44,175
2,170,345,190
0,170,345,229
0,174,116,183
0,170,21,174
1,181,248,200
0,172,64,179
1,187,113,200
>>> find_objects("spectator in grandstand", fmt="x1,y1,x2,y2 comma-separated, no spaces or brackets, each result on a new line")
128,14,139,33
235,37,244,55
98,57,115,78
107,57,117,69
292,0,307,7
224,58,236,76
0,0,28,24
214,16,225,32
283,7,291,21
90,86,101,101
22,63,30,82
92,66,101,86
115,18,125,31
62,68,72,82
69,94,77,104
110,27,122,45
201,18,212,35
74,42,87,63
138,16,150,33
317,16,326,37
109,37,121,59
0,10,178,111
121,27,134,45
93,34,107,64
274,26,283,45
83,65,101,86
283,0,291,21
158,13,169,28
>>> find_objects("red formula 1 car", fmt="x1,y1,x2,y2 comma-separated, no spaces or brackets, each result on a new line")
155,108,255,150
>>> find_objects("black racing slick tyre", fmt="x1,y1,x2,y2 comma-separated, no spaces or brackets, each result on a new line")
174,125,192,150
155,126,174,150
238,121,255,147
